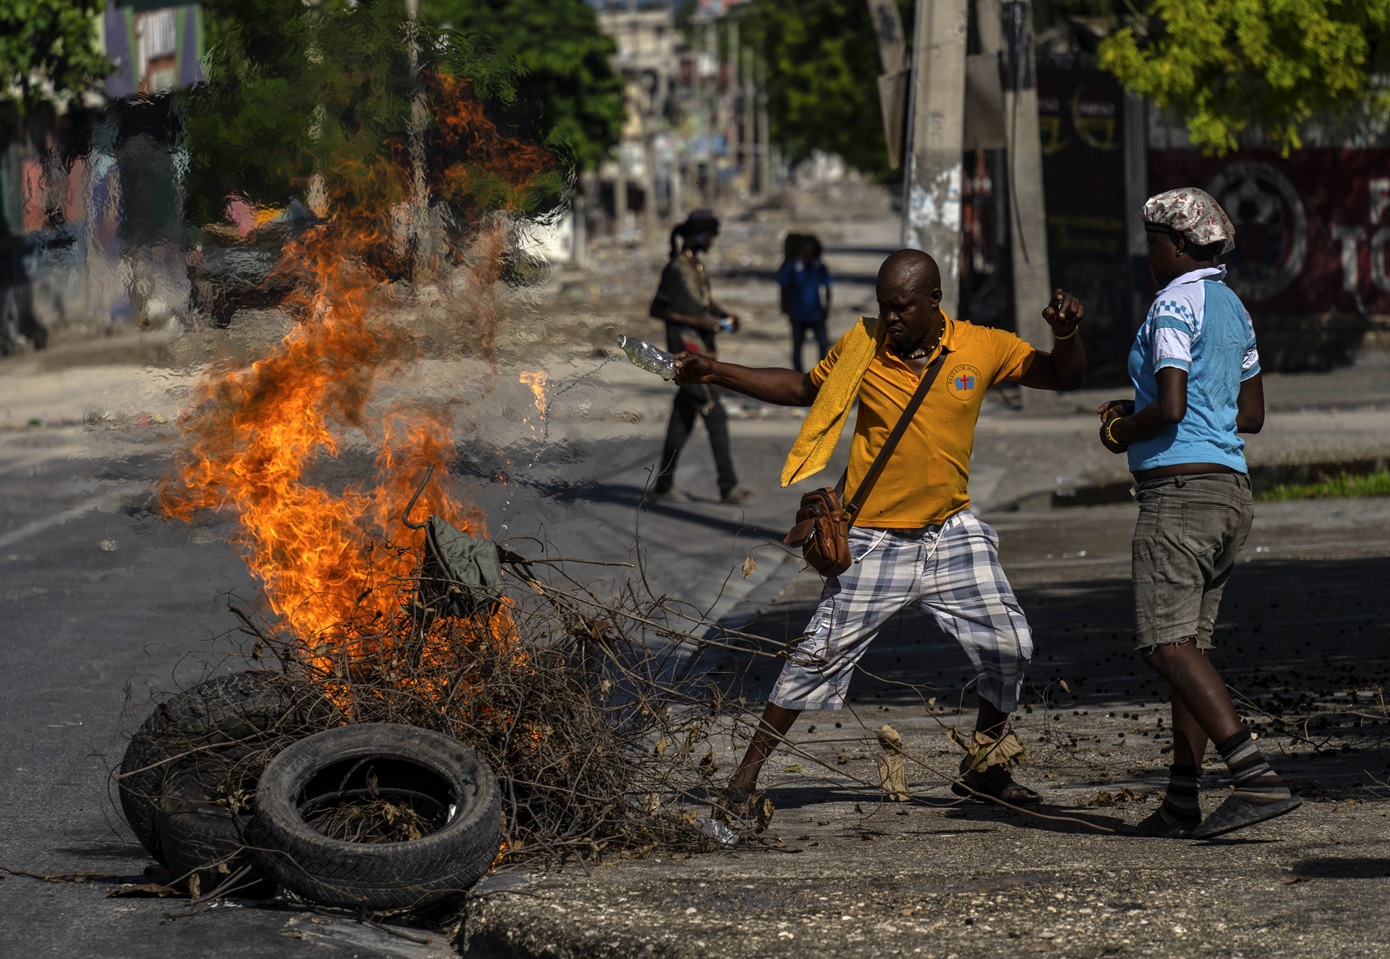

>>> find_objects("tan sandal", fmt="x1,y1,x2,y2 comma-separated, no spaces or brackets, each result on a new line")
951,767,1042,807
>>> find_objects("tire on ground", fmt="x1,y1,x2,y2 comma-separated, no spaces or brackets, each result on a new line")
118,671,335,863
249,723,503,912
156,766,276,899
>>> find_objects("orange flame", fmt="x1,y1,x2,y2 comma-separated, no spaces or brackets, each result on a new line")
518,370,549,434
161,75,554,676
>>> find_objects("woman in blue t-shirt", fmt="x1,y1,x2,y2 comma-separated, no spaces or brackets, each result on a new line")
776,235,833,372
1097,187,1299,840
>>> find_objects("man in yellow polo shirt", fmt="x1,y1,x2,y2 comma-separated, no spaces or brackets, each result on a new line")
673,249,1087,811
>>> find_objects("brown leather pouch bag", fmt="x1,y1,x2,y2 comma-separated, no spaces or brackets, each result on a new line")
783,486,852,577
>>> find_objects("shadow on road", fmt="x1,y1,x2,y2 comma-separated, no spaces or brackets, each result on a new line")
1291,856,1390,879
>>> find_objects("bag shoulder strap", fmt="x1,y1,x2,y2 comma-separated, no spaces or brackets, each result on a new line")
843,350,948,520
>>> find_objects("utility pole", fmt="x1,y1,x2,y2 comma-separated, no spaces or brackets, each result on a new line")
404,0,433,271
615,141,630,238
571,187,587,267
741,45,756,196
703,19,717,205
630,0,655,231
639,121,656,230
902,0,969,317
727,17,739,198
1000,0,1051,351
756,57,770,194
866,0,909,170
670,122,684,218
689,19,713,207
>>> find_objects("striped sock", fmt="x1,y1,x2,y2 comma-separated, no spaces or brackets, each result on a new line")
1160,763,1201,824
1215,731,1291,804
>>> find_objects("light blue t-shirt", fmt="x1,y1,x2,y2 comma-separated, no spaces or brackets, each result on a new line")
1127,266,1260,472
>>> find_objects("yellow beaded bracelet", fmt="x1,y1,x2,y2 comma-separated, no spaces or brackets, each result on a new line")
1104,417,1124,446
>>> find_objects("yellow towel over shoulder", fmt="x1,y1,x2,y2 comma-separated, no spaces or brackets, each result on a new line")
780,315,885,487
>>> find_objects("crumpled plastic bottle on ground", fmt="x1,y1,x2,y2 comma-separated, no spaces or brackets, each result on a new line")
690,815,740,847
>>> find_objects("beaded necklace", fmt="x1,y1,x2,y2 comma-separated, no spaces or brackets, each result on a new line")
896,325,943,361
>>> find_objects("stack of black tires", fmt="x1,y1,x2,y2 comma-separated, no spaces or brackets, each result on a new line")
118,671,503,912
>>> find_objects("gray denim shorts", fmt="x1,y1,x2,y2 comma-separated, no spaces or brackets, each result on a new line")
1132,472,1253,650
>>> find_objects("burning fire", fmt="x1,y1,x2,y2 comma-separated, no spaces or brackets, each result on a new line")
518,370,549,435
161,73,555,679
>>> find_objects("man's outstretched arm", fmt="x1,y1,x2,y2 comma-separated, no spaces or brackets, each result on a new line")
674,353,818,407
1016,288,1087,392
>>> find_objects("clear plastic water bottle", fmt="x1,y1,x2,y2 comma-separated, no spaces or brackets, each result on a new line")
616,335,677,381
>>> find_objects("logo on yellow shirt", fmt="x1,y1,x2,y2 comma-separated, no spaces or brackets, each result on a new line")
947,364,983,401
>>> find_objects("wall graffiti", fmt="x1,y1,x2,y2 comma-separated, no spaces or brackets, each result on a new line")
1151,149,1390,315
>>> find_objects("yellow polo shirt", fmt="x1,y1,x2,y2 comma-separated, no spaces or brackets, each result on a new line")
808,315,1036,527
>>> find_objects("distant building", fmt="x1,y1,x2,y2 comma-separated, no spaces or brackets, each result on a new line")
101,2,205,97
595,3,682,226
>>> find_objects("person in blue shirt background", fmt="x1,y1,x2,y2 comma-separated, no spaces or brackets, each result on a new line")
776,235,833,372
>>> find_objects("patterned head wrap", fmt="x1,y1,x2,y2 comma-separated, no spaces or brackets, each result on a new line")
1142,187,1235,255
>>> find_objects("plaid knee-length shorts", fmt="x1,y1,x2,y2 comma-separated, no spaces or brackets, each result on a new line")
769,509,1033,713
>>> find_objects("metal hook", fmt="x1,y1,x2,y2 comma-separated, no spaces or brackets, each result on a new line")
401,464,435,530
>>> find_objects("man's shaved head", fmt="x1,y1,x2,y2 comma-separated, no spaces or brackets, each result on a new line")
878,249,942,296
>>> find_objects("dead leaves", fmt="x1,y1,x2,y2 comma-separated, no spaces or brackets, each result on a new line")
949,727,1028,773
876,725,910,801
0,864,180,898
1081,787,1143,807
0,865,107,884
107,882,180,898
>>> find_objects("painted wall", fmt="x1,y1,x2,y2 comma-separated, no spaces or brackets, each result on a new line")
1149,150,1390,316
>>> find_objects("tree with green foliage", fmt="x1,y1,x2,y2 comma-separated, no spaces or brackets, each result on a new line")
185,0,564,228
421,0,626,172
741,0,913,177
0,0,111,117
1097,0,1390,154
